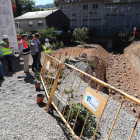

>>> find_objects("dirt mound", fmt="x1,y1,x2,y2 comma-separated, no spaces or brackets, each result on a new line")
83,44,109,66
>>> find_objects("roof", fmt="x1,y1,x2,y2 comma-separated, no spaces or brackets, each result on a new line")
15,9,59,20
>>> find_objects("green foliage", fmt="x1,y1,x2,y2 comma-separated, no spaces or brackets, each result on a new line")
64,103,98,137
60,41,64,48
73,27,89,45
16,29,24,35
25,31,32,39
64,58,70,64
60,70,64,79
51,43,57,50
14,0,36,17
64,89,74,94
54,0,58,7
37,26,57,44
34,73,40,83
57,31,72,44
112,30,130,52
89,62,96,70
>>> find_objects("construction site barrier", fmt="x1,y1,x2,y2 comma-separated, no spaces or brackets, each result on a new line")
51,47,84,62
40,54,140,140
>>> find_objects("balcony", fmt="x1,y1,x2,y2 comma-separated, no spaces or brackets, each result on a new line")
11,0,17,11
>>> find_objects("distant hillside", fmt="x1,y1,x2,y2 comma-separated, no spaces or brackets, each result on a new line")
36,3,56,9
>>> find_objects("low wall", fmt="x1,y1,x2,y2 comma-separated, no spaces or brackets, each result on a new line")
124,42,140,75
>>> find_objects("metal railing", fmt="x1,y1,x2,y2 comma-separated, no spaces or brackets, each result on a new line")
40,54,140,140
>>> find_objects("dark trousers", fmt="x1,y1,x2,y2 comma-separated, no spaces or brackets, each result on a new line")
32,52,38,70
4,55,13,71
37,52,41,67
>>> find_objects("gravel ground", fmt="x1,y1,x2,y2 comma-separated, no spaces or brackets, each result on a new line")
0,60,140,140
0,72,73,140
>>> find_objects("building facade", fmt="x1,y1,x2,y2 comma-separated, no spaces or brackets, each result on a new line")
15,9,70,32
58,0,140,34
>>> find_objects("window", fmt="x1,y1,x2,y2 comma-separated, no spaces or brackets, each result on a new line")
60,6,64,10
128,7,132,11
83,5,88,10
72,13,76,17
38,21,43,26
135,6,139,10
65,5,70,10
126,25,129,28
17,22,20,27
93,4,98,9
29,21,33,27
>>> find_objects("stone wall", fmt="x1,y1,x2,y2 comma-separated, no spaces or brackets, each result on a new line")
0,0,18,57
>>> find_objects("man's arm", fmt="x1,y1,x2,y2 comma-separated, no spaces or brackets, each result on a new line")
30,40,36,46
19,43,24,54
0,42,12,49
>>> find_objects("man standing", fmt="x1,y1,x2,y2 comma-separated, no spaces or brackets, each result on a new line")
30,34,39,72
35,33,42,68
0,35,13,72
0,61,4,80
19,34,30,73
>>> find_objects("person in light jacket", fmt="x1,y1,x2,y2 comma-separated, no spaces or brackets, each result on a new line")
30,34,39,72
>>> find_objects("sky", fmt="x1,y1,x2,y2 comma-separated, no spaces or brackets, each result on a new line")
35,0,54,5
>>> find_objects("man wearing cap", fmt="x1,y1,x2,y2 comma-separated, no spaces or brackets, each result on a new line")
30,34,39,72
44,38,51,54
19,34,30,73
0,35,13,72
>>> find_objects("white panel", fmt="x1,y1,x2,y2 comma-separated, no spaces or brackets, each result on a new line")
0,0,18,57
38,21,43,23
29,21,33,25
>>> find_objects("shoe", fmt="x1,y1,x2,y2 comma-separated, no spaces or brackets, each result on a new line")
9,70,15,73
0,77,5,80
32,69,36,73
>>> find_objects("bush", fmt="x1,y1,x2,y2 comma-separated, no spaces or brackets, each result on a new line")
57,31,72,44
51,43,57,50
60,41,64,48
112,30,130,52
73,27,89,45
16,29,24,35
64,103,99,137
25,31,32,39
37,26,57,44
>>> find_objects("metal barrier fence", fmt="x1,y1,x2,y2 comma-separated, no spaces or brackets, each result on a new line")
40,54,140,140
51,47,84,62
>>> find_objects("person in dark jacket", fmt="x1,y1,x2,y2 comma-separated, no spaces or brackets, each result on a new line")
30,34,39,72
35,33,42,68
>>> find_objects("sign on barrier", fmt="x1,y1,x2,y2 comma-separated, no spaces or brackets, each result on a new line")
82,87,107,119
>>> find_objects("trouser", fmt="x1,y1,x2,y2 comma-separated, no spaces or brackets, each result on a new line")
37,52,41,67
0,62,4,78
22,54,29,72
32,52,38,70
4,55,13,71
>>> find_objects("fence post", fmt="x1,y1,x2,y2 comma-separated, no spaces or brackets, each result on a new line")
45,63,63,113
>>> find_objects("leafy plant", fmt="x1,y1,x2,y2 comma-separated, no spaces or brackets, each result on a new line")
89,62,96,70
51,43,57,50
73,27,89,45
64,103,99,137
37,26,57,44
64,89,74,94
34,73,41,83
60,70,64,79
60,41,64,48
64,58,70,64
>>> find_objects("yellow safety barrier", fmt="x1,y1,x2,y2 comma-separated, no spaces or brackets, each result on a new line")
40,54,140,140
51,47,84,62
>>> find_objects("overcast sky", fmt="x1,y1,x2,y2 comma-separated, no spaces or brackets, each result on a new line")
35,0,54,5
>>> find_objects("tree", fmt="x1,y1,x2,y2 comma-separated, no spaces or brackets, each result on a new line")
14,0,37,17
54,0,58,7
73,27,89,45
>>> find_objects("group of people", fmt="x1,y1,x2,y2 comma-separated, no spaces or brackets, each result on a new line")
0,33,52,80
